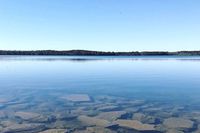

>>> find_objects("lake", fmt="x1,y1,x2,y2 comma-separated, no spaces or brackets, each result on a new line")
0,56,200,133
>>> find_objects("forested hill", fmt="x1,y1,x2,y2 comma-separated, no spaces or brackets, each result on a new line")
0,50,200,56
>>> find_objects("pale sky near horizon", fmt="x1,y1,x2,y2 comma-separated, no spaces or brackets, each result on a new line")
0,0,200,51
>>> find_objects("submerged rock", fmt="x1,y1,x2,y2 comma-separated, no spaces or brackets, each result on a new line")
51,119,82,129
155,124,168,132
132,113,158,124
62,94,91,102
39,129,66,133
114,119,156,131
55,111,77,120
71,107,99,116
14,111,40,120
0,120,18,127
50,120,68,129
166,129,184,133
190,112,200,123
98,105,119,112
132,113,146,121
95,111,128,121
192,128,200,133
86,127,116,133
77,115,111,127
14,111,51,123
2,123,46,133
73,127,116,133
163,117,194,130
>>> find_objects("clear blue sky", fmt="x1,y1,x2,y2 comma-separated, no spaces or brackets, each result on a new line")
0,0,200,51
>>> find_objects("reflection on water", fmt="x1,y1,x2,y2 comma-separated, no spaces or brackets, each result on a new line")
0,56,200,133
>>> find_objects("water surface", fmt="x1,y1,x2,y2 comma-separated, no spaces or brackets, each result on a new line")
0,56,200,133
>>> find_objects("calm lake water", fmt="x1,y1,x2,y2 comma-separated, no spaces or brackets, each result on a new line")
0,56,200,133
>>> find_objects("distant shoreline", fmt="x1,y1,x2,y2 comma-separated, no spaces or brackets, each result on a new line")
0,50,200,56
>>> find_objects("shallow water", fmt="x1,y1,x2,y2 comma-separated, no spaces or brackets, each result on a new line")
0,56,200,133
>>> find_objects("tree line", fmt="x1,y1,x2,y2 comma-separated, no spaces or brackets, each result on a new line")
0,50,200,56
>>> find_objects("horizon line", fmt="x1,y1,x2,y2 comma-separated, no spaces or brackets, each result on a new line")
1,49,200,52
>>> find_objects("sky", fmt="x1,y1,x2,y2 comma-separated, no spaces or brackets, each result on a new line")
0,0,200,51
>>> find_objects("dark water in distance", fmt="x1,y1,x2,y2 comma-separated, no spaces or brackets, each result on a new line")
0,56,200,133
